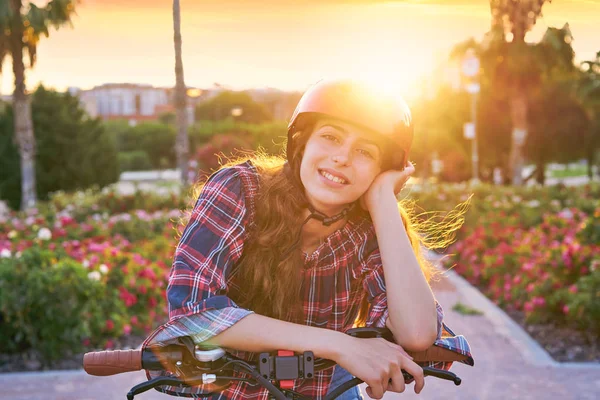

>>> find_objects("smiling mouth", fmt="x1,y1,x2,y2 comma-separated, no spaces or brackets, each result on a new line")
319,169,348,184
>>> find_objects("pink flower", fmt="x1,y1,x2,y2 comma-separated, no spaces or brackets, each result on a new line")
139,267,157,280
123,324,132,335
522,262,534,271
562,305,570,314
82,338,91,347
130,316,139,325
526,283,535,293
568,285,578,294
533,297,546,307
105,340,114,349
524,302,534,312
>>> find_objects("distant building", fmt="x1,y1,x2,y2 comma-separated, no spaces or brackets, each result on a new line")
71,84,169,125
70,83,208,126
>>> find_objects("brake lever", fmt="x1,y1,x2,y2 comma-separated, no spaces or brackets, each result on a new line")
126,376,186,400
422,367,462,385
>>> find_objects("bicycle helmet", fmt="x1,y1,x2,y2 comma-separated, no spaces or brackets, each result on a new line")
287,78,414,171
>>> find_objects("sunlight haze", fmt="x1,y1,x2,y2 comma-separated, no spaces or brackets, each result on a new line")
1,0,598,97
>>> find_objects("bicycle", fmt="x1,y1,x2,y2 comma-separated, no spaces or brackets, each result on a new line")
83,327,469,400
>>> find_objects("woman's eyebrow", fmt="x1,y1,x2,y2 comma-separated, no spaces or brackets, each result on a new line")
319,124,379,147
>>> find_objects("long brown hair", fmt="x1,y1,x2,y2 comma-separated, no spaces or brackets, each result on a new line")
180,125,467,324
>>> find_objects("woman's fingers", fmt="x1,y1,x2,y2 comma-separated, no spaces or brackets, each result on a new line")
402,358,425,394
365,382,385,399
387,363,407,393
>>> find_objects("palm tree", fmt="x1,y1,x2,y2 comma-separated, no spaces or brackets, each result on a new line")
172,0,189,185
489,0,552,185
0,0,77,210
577,51,600,179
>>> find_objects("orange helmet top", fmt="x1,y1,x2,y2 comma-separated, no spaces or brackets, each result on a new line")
287,79,414,170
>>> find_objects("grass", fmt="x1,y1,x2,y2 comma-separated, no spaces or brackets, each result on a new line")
548,165,588,178
452,302,484,316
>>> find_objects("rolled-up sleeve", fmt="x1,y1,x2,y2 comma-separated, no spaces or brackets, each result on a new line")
144,166,254,347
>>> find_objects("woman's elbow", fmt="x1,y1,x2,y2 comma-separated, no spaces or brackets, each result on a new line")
389,321,438,352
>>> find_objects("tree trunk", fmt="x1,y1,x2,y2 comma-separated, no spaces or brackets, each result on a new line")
173,0,189,185
10,0,37,210
508,91,528,185
587,147,595,180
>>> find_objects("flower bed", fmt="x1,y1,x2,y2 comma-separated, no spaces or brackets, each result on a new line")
1,182,598,369
407,182,600,362
0,188,185,368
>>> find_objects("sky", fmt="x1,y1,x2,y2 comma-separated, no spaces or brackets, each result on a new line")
1,0,599,97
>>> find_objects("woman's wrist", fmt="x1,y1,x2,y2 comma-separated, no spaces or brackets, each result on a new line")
313,329,353,362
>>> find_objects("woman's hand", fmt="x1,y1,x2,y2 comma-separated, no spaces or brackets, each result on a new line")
332,334,425,399
360,162,416,213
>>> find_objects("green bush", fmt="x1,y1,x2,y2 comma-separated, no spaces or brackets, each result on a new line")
118,151,153,172
195,91,273,124
0,248,123,363
0,86,120,210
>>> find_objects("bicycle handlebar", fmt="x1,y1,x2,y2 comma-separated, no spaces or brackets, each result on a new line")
83,328,467,399
83,349,143,376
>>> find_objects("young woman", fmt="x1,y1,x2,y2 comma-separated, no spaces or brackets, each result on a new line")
143,79,473,399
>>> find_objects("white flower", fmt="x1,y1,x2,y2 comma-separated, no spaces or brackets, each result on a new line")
82,259,90,268
559,209,574,220
7,230,17,239
37,227,52,241
88,271,101,281
99,264,109,274
527,200,540,208
1,249,11,258
15,251,22,258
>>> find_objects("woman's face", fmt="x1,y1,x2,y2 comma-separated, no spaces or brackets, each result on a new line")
300,117,382,215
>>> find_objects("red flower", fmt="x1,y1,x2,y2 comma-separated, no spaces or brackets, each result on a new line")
148,297,158,308
105,319,115,331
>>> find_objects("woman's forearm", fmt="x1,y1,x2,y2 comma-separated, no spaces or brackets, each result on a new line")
369,190,438,351
203,313,348,361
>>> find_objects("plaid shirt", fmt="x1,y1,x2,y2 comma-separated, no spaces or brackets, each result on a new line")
143,161,474,399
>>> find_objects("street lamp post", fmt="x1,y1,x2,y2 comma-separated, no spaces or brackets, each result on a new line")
462,48,480,183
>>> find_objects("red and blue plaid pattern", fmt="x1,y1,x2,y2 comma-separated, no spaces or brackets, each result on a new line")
143,161,473,399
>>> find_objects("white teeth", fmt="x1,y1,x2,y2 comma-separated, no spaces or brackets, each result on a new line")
320,170,346,184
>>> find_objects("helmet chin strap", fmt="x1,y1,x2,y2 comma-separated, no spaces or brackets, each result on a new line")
281,161,355,259
305,202,355,227
281,202,355,260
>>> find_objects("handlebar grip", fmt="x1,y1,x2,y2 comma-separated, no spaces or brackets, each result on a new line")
83,349,143,376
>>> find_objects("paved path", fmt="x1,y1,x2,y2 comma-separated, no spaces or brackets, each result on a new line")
1,272,598,400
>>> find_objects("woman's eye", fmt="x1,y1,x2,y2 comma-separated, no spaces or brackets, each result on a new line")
357,148,374,159
322,134,339,143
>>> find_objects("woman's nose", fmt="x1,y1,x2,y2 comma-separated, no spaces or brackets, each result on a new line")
330,142,352,165
331,152,350,165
